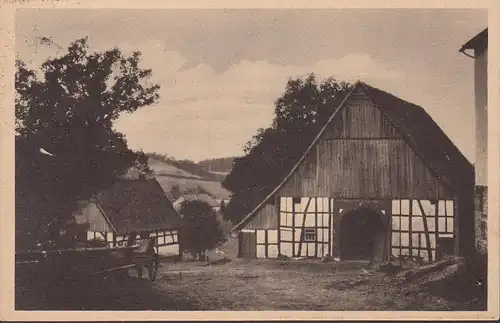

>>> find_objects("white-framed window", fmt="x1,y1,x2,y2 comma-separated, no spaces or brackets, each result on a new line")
304,228,316,242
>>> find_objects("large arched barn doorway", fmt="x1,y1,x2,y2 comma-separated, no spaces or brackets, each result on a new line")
339,207,388,262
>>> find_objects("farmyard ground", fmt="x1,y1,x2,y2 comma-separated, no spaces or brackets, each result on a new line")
16,256,484,311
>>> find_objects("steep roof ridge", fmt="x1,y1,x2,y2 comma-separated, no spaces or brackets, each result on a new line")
360,83,474,190
232,81,361,231
232,81,474,231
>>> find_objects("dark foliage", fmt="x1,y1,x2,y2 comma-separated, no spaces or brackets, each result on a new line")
15,38,160,250
222,74,352,224
197,156,237,173
179,200,226,258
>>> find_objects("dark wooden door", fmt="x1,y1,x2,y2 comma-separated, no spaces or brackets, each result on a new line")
239,231,257,258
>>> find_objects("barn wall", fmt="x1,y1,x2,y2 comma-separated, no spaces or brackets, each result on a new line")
279,197,331,258
389,199,455,262
85,229,180,255
238,87,460,261
75,200,113,232
245,202,278,230
239,197,456,262
323,88,400,139
279,90,452,200
238,230,257,258
158,244,180,257
474,48,488,187
147,229,180,257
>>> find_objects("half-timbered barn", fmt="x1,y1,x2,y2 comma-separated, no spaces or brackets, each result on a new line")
73,175,183,257
233,81,475,264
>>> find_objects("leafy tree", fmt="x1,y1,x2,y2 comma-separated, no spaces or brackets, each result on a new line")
198,156,236,173
223,74,352,224
179,200,226,260
15,37,160,249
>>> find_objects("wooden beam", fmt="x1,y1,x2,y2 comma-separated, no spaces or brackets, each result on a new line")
238,231,242,258
297,198,313,256
385,215,392,261
277,197,281,256
265,230,268,258
292,201,295,257
328,198,332,255
417,200,433,263
314,198,318,258
315,146,320,183
409,200,413,257
92,264,136,276
435,201,439,257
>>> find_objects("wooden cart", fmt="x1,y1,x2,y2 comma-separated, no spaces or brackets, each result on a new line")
15,236,160,284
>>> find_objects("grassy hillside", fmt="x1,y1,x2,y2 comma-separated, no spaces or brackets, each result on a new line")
148,156,201,178
155,176,232,200
147,153,224,180
146,153,233,200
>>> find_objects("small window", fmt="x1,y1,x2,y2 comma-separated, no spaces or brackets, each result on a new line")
292,197,301,204
304,228,316,242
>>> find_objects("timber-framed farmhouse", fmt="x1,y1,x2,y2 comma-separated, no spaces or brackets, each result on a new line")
73,175,183,258
233,81,475,264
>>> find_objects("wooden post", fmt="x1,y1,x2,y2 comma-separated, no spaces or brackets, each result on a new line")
297,198,313,256
385,212,392,261
292,201,296,257
314,198,318,258
238,231,242,258
277,197,281,256
435,201,439,259
264,230,268,258
417,200,433,263
328,198,333,256
409,200,413,258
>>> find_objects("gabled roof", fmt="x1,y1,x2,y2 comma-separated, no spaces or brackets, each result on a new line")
95,177,183,234
233,81,474,231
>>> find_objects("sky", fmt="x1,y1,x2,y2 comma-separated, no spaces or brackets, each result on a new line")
15,9,487,162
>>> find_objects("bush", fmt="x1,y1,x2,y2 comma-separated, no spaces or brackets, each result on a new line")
179,200,226,260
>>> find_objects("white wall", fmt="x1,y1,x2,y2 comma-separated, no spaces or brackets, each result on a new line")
391,199,454,262
158,244,179,257
475,48,488,186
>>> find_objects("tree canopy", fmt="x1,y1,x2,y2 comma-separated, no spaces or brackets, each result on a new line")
15,37,160,249
222,74,352,224
179,200,226,259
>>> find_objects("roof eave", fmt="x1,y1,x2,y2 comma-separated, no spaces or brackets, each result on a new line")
459,28,488,53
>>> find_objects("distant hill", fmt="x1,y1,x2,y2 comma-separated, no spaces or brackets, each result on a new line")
146,153,232,200
155,176,232,201
198,156,237,174
147,153,225,181
148,156,202,178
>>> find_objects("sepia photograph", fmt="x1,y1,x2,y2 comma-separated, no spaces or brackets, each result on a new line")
1,1,498,320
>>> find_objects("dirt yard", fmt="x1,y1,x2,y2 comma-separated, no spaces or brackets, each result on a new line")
16,256,485,311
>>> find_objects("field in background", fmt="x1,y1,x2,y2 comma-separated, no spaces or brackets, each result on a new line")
155,175,232,200
148,157,202,178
